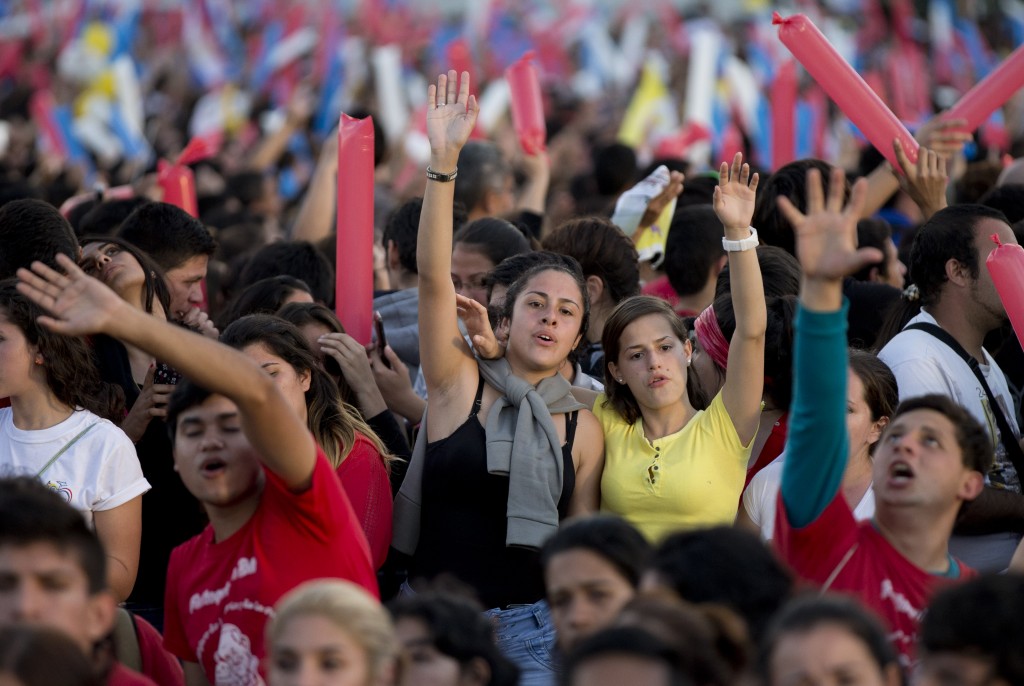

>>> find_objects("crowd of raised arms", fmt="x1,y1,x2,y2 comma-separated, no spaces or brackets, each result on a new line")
3,2,1024,685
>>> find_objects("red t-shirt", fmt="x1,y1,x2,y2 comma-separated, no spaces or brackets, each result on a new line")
335,433,393,570
107,663,157,686
775,494,976,669
162,449,376,684
133,614,185,686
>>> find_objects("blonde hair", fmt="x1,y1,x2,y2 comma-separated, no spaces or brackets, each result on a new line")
268,580,398,683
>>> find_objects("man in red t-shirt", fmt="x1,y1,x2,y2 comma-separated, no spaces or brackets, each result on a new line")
773,167,990,669
16,255,377,686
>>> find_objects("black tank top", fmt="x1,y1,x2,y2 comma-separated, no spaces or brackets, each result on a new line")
411,376,577,609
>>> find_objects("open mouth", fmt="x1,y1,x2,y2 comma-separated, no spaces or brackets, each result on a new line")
648,375,669,387
535,333,556,345
200,458,227,477
888,461,915,485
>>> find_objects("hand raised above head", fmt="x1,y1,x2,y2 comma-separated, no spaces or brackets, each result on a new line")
714,152,759,232
16,254,127,337
777,167,883,282
426,70,479,168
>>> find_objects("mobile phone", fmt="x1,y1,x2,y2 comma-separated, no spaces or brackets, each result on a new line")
154,362,183,386
373,311,392,369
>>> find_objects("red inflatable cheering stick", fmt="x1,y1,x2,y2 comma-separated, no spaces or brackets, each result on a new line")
157,133,222,217
772,12,918,170
505,51,546,155
987,233,1024,349
336,113,375,346
943,43,1024,134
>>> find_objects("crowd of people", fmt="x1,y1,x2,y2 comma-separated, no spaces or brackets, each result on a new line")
3,1,1024,685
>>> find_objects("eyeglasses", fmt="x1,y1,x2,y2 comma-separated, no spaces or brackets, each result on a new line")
452,275,488,292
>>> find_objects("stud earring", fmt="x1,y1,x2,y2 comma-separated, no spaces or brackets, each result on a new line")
617,378,624,384
686,357,691,366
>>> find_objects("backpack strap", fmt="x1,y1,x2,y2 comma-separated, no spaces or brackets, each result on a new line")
112,608,143,673
36,422,98,479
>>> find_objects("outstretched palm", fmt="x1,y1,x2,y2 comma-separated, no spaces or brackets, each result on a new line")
16,254,124,337
713,152,759,230
777,167,882,281
426,70,479,165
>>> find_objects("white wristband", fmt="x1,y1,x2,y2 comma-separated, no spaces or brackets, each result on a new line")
722,227,759,252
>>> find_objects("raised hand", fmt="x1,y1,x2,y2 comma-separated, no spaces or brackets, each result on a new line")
714,153,759,232
639,170,685,232
456,293,504,360
16,254,128,337
319,332,388,417
778,167,882,283
426,70,479,169
893,140,949,220
914,116,971,159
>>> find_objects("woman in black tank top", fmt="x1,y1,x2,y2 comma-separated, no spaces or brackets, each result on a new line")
396,71,605,686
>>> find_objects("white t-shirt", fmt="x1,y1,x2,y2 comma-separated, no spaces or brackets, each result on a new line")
743,454,875,541
878,310,1021,492
0,408,150,528
878,310,1022,572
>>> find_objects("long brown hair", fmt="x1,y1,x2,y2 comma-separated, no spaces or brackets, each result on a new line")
601,296,697,425
220,315,392,470
0,280,125,421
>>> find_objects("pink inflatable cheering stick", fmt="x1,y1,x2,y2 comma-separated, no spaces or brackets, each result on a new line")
505,52,546,155
336,113,375,346
988,233,1024,350
773,12,919,169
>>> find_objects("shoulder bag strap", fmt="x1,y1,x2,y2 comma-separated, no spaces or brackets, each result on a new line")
36,422,98,479
904,322,1024,477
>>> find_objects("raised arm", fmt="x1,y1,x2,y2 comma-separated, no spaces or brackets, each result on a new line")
17,256,317,490
417,71,481,394
778,168,883,526
714,153,766,446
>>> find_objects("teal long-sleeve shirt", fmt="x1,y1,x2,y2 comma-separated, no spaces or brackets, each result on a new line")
781,301,850,527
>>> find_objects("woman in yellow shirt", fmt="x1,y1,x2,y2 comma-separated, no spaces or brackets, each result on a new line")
597,153,767,541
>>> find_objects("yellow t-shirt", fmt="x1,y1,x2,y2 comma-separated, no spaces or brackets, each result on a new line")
596,392,753,542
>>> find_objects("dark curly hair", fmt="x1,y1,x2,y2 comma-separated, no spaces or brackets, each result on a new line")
0,279,124,421
499,261,591,347
388,592,520,686
542,217,641,306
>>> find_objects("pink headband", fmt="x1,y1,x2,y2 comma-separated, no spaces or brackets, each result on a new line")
693,304,729,371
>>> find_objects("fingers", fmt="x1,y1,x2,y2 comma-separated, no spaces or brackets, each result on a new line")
455,293,488,316
427,83,437,109
457,70,470,106
142,364,155,390
850,247,887,273
845,177,869,219
719,160,730,186
826,166,846,213
893,138,913,176
381,344,405,371
805,168,824,213
449,70,461,103
776,195,805,228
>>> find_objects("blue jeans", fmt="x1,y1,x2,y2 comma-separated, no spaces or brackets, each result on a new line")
400,582,557,686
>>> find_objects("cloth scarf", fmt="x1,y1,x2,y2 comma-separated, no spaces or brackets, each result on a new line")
392,358,585,554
